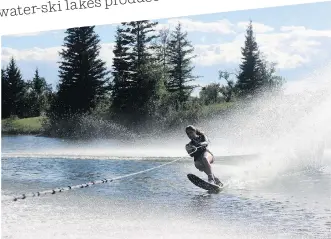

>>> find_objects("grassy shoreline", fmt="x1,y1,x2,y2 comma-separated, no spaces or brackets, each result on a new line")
1,116,45,136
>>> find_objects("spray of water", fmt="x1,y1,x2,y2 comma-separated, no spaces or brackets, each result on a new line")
209,63,331,188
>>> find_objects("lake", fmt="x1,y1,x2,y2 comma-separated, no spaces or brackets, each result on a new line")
1,135,331,238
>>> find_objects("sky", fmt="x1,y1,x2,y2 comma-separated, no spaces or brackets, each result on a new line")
2,2,331,95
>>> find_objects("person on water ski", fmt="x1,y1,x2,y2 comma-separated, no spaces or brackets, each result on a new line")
185,125,222,186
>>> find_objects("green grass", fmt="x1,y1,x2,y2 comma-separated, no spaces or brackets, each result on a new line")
1,116,46,135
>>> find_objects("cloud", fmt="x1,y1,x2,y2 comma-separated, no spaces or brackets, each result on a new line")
157,18,236,34
151,18,331,69
192,32,319,69
257,26,331,68
157,18,275,35
2,46,61,63
279,26,331,37
8,32,42,37
2,43,116,69
6,30,63,38
2,19,331,71
237,21,274,33
99,43,116,68
280,26,306,32
192,26,331,69
254,34,324,69
193,40,242,66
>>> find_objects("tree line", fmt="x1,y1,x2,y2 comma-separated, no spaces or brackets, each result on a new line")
1,20,285,137
1,61,53,119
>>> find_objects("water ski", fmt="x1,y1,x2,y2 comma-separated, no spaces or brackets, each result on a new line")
187,174,223,193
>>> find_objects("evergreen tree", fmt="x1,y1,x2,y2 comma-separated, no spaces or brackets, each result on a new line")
153,27,171,81
167,23,198,106
1,68,10,118
111,26,133,116
236,20,263,98
50,26,111,120
2,57,26,118
147,27,171,119
111,20,159,121
25,68,52,117
32,68,51,95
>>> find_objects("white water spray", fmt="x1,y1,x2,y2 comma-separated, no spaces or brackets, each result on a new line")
212,63,331,188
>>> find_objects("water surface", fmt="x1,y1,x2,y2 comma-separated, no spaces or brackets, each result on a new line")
2,136,331,239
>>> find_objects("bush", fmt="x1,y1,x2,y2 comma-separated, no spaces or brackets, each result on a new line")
43,113,136,140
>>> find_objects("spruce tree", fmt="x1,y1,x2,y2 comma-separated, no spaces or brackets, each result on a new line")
236,20,263,98
1,68,10,118
3,57,26,118
31,68,51,96
147,27,171,119
26,68,52,116
111,26,132,116
153,28,170,81
51,26,111,120
115,20,159,120
167,23,198,105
